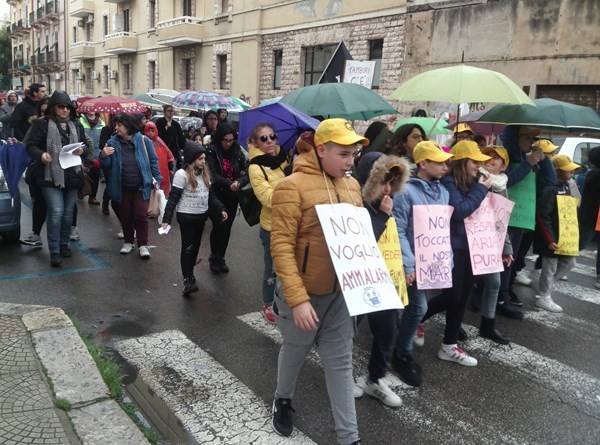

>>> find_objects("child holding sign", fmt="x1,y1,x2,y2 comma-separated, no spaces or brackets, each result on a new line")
270,119,366,444
355,152,410,406
421,141,492,367
533,155,580,312
391,141,453,385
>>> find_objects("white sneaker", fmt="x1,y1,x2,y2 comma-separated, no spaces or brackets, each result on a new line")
437,345,478,367
70,226,80,241
514,270,532,286
120,243,134,254
138,245,151,259
353,384,364,398
535,295,562,313
117,231,124,239
559,275,568,281
363,378,402,407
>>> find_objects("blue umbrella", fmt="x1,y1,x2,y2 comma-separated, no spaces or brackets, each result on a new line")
0,141,30,198
238,103,320,152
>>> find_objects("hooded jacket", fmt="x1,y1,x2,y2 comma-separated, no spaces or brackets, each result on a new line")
10,96,39,141
578,147,600,229
357,152,410,241
80,114,105,159
248,144,288,231
499,125,557,188
206,140,249,200
270,138,362,307
534,180,573,257
0,90,19,131
392,176,450,274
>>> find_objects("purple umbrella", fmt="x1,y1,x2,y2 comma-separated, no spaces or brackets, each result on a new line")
238,103,320,152
0,141,30,198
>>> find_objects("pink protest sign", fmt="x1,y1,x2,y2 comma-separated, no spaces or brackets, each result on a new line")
413,205,454,290
464,193,515,275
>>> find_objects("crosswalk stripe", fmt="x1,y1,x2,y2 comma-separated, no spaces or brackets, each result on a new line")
578,250,597,261
116,330,316,444
525,255,596,277
552,280,600,305
238,313,537,445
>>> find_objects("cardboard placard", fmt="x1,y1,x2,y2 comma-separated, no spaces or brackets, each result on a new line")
507,171,536,230
378,218,408,306
555,195,579,256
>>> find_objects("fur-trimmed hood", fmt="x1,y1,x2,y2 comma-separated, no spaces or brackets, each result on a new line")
357,152,410,203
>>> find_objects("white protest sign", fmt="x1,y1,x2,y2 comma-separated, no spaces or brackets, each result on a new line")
413,205,454,290
465,193,515,275
316,203,403,316
343,61,376,88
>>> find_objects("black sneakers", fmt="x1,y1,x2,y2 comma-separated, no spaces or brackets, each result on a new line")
272,398,294,437
391,354,422,387
496,301,524,320
182,277,199,297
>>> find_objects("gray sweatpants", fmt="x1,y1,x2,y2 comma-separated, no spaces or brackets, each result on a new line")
274,279,359,445
538,255,577,297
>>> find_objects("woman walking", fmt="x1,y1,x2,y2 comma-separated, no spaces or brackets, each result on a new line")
206,124,248,273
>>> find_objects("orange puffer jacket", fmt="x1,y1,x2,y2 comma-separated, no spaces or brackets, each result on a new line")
271,141,362,308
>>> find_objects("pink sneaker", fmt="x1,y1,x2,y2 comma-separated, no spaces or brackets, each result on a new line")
414,324,425,347
261,305,276,324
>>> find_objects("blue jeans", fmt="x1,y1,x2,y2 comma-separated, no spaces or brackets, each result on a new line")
395,285,428,358
472,272,501,319
260,228,276,306
41,186,77,253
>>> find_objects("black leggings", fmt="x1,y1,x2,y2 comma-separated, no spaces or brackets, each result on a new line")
422,249,474,345
210,196,238,257
177,212,209,280
29,184,47,235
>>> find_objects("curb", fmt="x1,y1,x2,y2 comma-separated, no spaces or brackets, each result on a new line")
0,303,149,445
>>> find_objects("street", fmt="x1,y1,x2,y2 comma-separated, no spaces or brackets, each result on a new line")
1,182,599,445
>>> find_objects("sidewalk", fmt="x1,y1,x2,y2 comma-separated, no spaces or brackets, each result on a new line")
0,303,149,445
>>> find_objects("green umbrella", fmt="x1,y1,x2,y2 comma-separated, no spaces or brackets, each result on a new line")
393,117,451,136
388,65,534,105
280,83,397,120
478,98,600,132
230,96,251,110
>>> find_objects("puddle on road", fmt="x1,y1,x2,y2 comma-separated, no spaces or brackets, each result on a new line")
99,318,147,338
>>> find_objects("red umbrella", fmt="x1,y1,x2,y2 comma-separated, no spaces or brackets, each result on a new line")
78,95,147,115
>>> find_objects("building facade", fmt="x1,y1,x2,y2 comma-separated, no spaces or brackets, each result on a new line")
7,0,600,114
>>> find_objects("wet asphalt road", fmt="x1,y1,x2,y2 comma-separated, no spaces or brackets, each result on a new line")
1,181,599,445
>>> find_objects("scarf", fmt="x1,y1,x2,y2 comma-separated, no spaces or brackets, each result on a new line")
480,167,508,193
45,118,80,188
84,114,99,127
250,145,288,169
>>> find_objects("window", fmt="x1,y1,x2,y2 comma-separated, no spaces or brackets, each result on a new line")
85,67,92,92
220,0,229,15
72,26,77,44
123,9,130,32
102,65,109,90
148,61,156,89
103,15,108,37
273,49,282,90
217,54,227,89
369,39,383,89
123,63,133,93
149,0,156,28
85,21,92,41
183,0,193,16
302,45,336,86
183,59,192,90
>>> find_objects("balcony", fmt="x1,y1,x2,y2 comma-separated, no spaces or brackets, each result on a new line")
104,0,128,3
104,32,137,55
157,17,203,47
70,41,95,59
37,6,49,24
70,0,95,18
7,0,18,5
46,1,61,23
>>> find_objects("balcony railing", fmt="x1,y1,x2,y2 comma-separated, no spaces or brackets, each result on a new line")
157,16,203,47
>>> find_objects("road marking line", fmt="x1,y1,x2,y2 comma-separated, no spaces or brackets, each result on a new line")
117,330,315,444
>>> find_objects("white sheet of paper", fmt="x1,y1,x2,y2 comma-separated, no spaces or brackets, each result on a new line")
158,225,171,235
58,143,83,169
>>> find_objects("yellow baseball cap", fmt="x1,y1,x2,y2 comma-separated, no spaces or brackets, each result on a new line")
451,141,491,162
454,123,474,134
481,146,510,166
314,118,369,147
551,154,580,172
413,141,453,164
533,139,560,154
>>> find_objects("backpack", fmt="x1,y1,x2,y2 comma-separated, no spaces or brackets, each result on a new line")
238,164,267,226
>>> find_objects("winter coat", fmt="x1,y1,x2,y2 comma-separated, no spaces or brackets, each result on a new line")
578,148,600,230
100,132,162,202
155,117,185,168
206,142,249,201
248,144,288,231
440,175,489,251
392,177,450,275
25,116,92,189
535,181,573,257
270,139,362,308
10,96,38,141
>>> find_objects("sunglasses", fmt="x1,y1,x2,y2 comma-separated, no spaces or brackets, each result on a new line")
56,104,70,110
259,133,278,142
223,137,235,143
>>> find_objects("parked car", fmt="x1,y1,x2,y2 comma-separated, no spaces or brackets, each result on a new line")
0,163,21,242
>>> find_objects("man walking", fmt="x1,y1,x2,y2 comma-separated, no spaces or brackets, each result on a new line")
155,105,185,169
10,83,47,141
